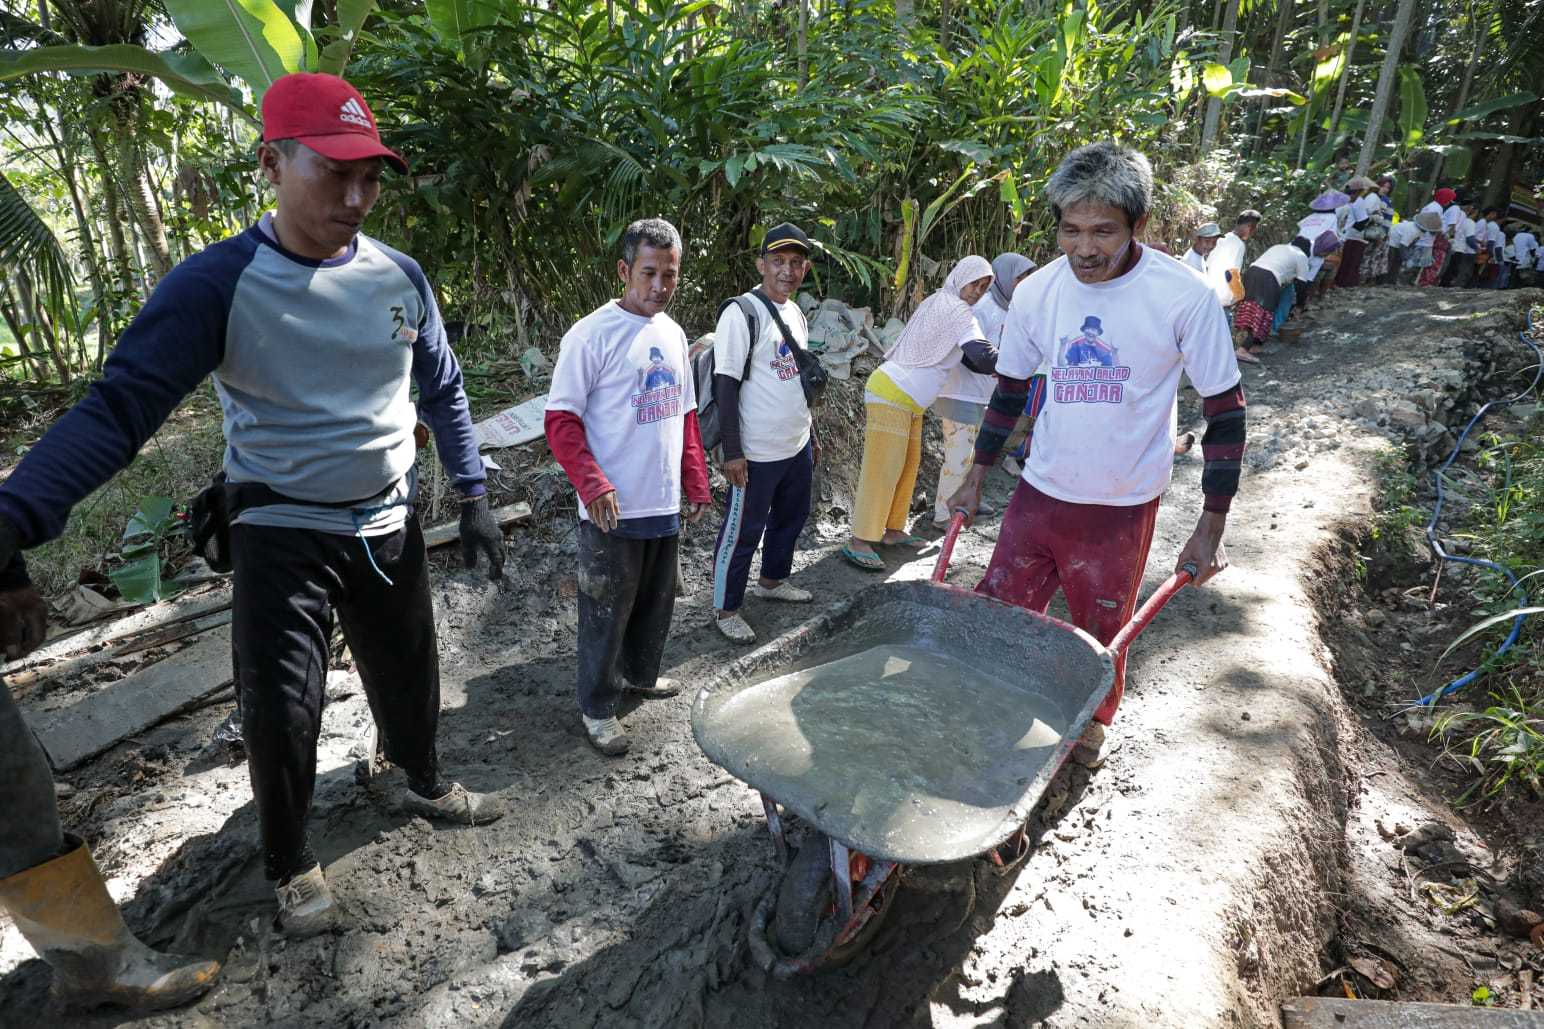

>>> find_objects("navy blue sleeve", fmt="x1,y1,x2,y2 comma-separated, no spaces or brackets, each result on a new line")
387,250,485,498
0,238,247,546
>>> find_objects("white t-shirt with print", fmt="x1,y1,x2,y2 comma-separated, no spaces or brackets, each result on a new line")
712,292,812,463
546,300,694,522
1251,243,1312,286
938,297,1005,405
877,315,984,410
998,250,1241,507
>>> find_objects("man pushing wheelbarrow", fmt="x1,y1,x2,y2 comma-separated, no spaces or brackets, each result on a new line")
947,140,1247,768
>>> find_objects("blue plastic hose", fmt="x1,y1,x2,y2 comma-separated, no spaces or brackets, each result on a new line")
1410,307,1542,709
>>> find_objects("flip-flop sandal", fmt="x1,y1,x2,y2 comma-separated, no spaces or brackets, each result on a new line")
881,534,929,549
840,545,886,572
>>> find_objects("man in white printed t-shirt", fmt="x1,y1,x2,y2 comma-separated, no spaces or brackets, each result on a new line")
708,223,820,644
948,141,1246,767
544,218,711,755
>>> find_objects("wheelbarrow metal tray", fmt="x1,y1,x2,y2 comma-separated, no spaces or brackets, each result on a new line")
692,580,1114,865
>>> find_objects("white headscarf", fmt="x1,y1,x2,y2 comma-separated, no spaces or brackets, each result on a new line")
884,255,992,369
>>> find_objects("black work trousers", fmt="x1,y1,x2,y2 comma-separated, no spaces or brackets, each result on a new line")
576,524,678,719
0,682,64,879
1440,251,1476,287
232,519,440,882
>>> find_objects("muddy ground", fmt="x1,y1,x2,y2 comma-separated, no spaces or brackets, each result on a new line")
3,286,1543,1028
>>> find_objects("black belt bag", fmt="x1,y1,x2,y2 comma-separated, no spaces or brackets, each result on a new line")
188,472,398,573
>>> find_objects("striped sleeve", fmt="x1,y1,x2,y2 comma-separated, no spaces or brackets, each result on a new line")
973,375,1030,466
1200,384,1247,513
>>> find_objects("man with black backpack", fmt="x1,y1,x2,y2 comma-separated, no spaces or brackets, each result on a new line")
706,223,820,644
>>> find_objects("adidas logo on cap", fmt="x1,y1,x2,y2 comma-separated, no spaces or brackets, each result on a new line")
338,97,371,128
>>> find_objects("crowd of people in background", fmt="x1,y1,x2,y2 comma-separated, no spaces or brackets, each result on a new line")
1189,174,1542,365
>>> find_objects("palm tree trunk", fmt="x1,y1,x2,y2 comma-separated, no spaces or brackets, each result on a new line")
1425,15,1484,197
117,124,172,279
895,0,912,24
1250,0,1297,153
1481,102,1537,210
1355,0,1417,175
1201,0,1242,149
1328,0,1368,137
797,0,809,86
88,129,138,304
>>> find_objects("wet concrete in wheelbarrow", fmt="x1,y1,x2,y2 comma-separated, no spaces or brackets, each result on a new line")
3,287,1540,1027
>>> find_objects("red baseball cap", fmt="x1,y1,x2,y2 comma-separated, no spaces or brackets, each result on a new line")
261,72,407,174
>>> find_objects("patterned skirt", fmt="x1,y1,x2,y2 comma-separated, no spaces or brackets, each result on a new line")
1234,300,1273,343
1418,234,1449,287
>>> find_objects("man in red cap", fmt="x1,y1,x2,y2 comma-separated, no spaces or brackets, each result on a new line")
0,73,505,956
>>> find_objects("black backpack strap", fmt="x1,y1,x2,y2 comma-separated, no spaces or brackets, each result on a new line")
750,288,804,355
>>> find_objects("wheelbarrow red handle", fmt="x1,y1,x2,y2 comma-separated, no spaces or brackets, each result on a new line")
1107,562,1199,657
931,512,968,583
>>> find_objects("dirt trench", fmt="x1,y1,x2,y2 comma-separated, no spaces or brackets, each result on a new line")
3,287,1542,1028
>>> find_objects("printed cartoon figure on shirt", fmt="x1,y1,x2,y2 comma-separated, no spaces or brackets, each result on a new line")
770,334,800,381
632,345,683,424
1052,315,1132,404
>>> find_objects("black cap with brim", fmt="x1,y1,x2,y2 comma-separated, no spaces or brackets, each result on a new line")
761,222,811,255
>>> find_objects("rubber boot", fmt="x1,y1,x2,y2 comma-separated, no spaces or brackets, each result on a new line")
0,835,220,1012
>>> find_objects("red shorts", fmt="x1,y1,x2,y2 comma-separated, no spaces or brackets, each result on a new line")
976,481,1160,725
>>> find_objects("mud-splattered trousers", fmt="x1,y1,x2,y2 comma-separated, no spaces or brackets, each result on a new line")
0,682,64,878
977,483,1161,727
576,523,679,719
231,519,441,882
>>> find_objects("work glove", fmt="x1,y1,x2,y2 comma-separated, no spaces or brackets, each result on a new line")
0,515,46,661
459,495,504,580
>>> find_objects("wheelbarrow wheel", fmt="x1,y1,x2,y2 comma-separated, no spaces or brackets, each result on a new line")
772,832,832,956
771,833,898,965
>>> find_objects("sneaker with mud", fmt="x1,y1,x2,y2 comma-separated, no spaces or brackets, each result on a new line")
714,612,757,643
749,581,812,603
275,865,337,939
583,715,630,756
400,782,504,825
622,675,680,699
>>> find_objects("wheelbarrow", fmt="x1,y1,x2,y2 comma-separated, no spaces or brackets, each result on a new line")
691,515,1198,976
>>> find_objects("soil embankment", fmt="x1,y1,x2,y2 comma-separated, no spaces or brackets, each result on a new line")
2,286,1540,1027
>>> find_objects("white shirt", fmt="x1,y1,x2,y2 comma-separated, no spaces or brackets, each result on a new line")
1514,231,1539,269
1209,231,1247,306
1450,215,1477,254
876,316,983,410
1487,220,1505,248
1442,204,1463,235
546,301,693,522
1296,212,1339,279
939,297,1006,405
997,250,1241,507
712,292,812,462
1181,248,1208,275
1252,244,1312,285
1388,221,1421,249
1336,203,1364,242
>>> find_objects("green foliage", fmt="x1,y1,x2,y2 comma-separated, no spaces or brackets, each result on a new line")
108,494,180,605
162,0,306,101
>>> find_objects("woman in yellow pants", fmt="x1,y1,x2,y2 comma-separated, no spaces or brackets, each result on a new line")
843,256,995,571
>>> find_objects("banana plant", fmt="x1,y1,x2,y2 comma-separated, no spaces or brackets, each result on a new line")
0,0,382,117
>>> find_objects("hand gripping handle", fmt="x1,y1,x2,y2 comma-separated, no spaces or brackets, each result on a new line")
931,511,969,584
1107,562,1198,658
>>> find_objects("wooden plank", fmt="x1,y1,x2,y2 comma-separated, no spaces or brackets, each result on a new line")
3,587,232,672
1282,996,1544,1028
27,628,233,771
422,502,531,550
7,610,234,696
